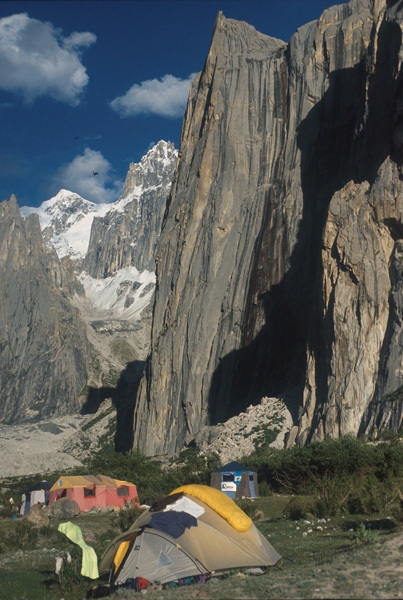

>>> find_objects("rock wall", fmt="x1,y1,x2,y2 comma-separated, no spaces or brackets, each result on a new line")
84,141,177,277
133,0,403,456
0,196,90,422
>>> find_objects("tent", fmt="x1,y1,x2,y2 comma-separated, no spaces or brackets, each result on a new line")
49,475,139,512
20,480,51,515
211,461,258,499
99,484,281,587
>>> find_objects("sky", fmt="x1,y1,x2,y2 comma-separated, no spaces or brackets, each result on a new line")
0,0,337,207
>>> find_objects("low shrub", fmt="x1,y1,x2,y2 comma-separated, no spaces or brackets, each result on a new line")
353,522,379,545
235,499,256,518
284,496,316,520
313,472,355,517
0,491,18,518
52,539,88,596
87,448,220,506
39,523,57,538
257,481,272,497
5,519,39,550
345,474,385,515
95,528,117,558
244,435,403,519
110,504,144,532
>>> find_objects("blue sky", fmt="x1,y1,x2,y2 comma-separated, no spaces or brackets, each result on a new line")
0,0,336,207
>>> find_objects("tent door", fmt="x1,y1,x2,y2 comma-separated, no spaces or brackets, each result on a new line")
115,530,205,585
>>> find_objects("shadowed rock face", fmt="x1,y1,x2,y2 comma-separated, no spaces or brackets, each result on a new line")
0,196,90,422
133,0,403,456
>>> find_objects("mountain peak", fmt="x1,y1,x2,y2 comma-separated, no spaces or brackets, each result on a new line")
19,141,177,263
122,140,178,198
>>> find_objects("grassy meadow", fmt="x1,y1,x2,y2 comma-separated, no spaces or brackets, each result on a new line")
1,435,403,599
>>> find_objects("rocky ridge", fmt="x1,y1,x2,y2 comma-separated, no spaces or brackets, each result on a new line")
84,141,177,277
0,141,176,427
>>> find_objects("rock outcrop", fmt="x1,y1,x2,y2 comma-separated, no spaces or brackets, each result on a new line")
0,196,90,422
84,141,177,277
194,397,293,466
133,0,403,456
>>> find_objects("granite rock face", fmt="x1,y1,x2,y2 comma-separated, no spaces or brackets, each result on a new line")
0,196,90,422
133,0,403,455
84,141,177,277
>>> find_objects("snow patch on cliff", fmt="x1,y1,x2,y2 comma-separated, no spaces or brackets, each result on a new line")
79,266,155,320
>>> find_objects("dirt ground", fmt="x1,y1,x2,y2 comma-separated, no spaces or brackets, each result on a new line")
305,528,403,599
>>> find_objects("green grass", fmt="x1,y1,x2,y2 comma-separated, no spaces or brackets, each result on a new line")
0,497,398,600
0,570,55,600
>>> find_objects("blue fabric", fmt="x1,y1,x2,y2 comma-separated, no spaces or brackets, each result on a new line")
148,510,197,538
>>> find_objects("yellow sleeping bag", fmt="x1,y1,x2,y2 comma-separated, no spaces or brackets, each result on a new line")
170,484,252,532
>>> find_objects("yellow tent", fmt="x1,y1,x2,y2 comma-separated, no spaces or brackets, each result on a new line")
100,484,280,586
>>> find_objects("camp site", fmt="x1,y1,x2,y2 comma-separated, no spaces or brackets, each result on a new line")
1,439,403,599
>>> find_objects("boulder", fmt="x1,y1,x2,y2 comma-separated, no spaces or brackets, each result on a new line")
24,504,49,527
45,497,80,519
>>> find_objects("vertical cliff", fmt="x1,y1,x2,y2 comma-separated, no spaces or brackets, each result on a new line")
133,0,403,455
0,196,90,422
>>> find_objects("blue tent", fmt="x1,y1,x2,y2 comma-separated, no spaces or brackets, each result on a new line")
210,461,258,499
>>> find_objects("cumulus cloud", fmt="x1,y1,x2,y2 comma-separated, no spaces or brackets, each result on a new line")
110,73,196,118
54,148,123,204
0,13,96,105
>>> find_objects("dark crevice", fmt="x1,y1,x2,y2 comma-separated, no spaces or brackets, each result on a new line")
82,360,145,453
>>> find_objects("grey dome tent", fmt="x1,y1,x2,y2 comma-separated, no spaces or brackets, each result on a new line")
211,461,258,499
99,484,280,588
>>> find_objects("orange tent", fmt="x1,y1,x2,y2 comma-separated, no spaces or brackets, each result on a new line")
49,474,139,512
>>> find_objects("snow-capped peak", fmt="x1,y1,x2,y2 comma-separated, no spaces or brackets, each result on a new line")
121,140,177,198
20,141,177,262
21,189,111,261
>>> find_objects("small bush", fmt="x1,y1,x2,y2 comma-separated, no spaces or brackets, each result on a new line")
38,523,56,538
257,481,272,497
346,474,385,515
313,472,354,517
111,504,143,532
284,496,315,520
53,540,87,594
353,522,379,545
236,499,256,518
95,528,117,558
0,492,17,518
5,520,39,550
87,448,221,506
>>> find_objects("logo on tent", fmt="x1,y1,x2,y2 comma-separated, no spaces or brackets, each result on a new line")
158,550,173,568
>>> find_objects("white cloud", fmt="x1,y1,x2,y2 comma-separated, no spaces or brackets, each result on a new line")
63,31,97,52
0,13,96,105
54,148,123,204
110,73,196,118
